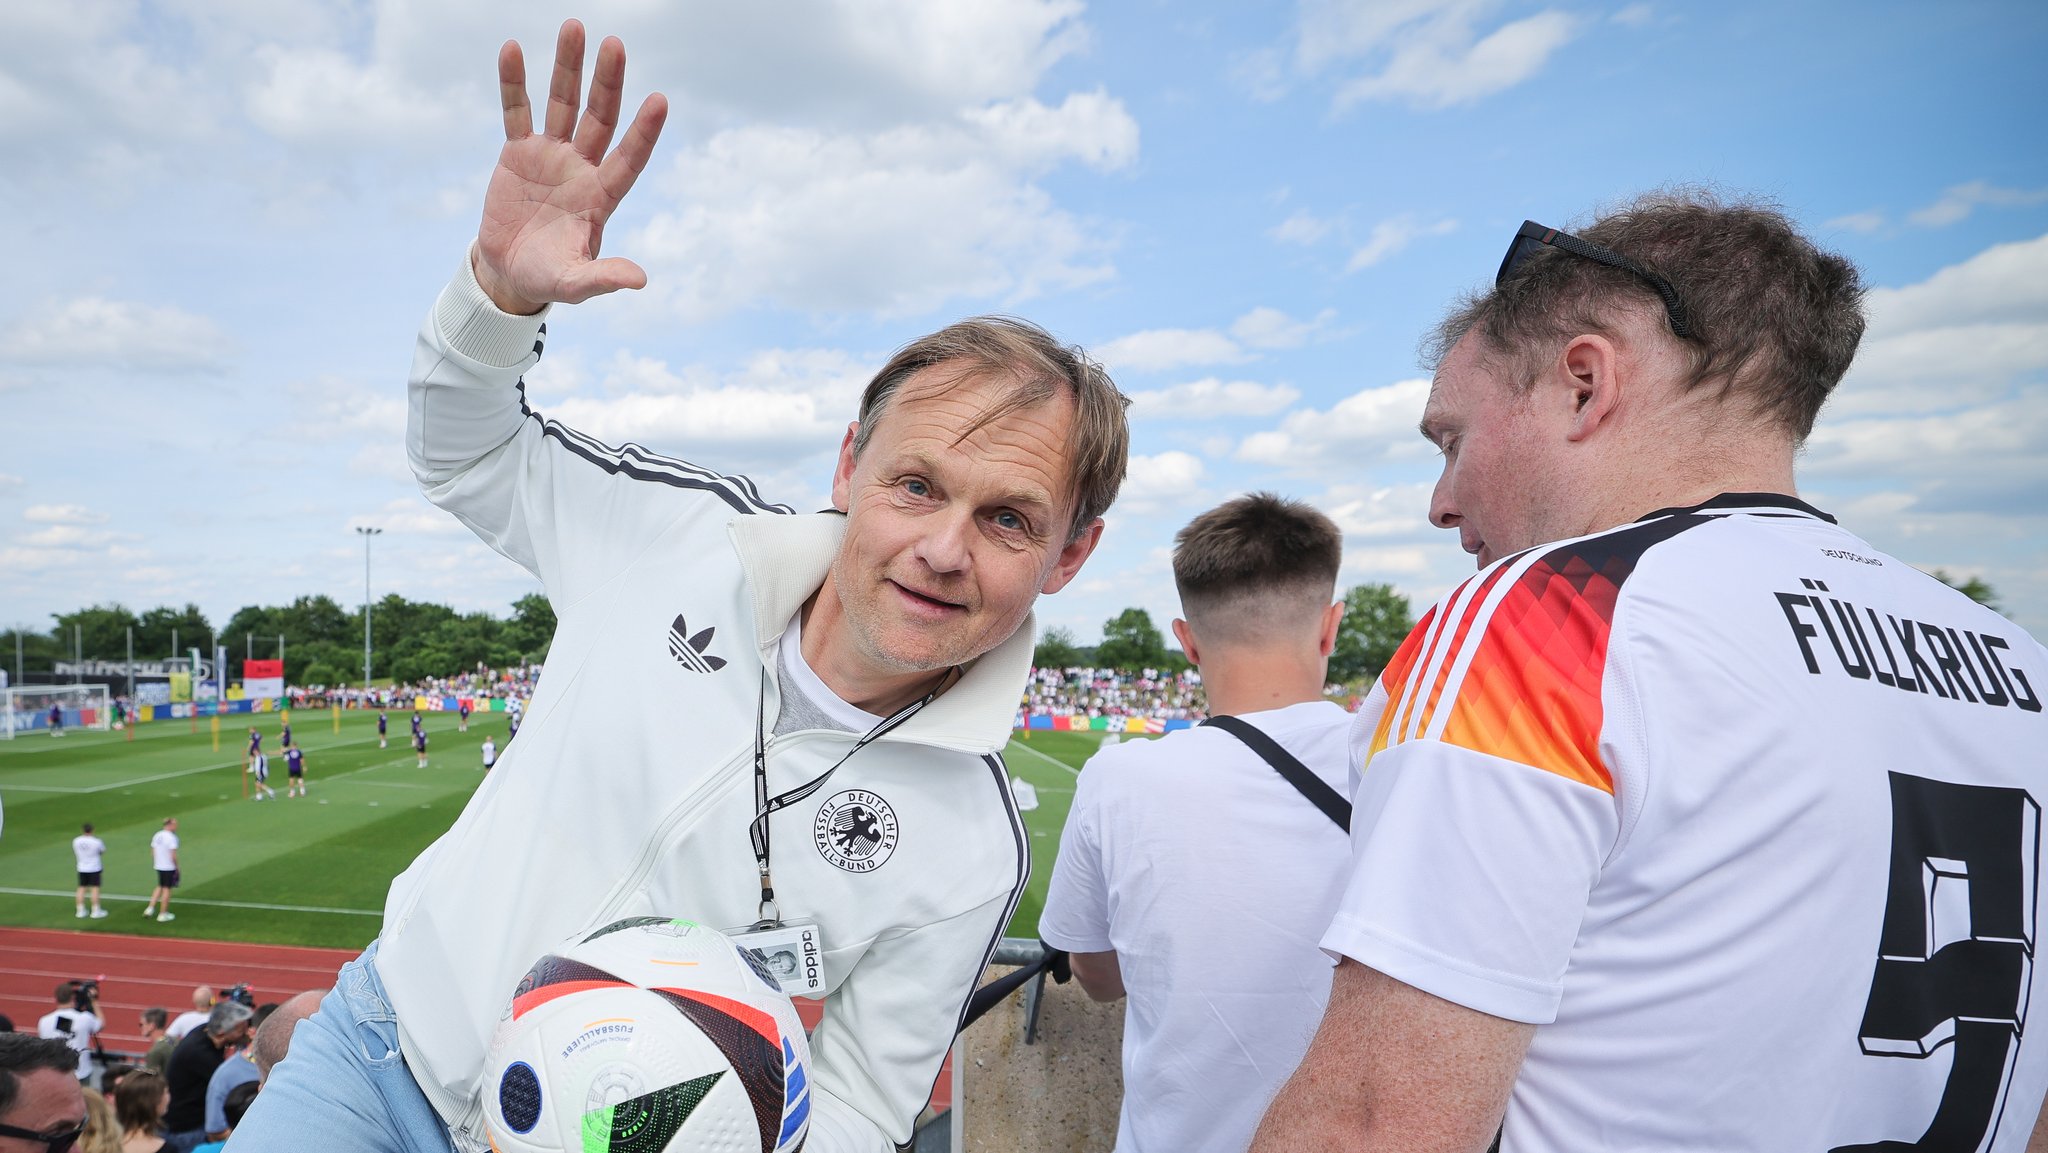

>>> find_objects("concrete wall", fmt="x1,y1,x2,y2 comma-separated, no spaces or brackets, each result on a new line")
960,968,1125,1151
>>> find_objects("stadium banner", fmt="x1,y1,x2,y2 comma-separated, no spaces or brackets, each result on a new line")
169,672,192,702
1089,716,1110,731
1027,714,1053,731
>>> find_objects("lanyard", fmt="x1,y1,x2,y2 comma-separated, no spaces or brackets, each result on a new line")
747,669,946,927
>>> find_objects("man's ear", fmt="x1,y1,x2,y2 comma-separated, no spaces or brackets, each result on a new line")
1171,617,1201,670
1039,517,1105,595
1319,599,1345,657
830,422,860,512
1558,333,1623,443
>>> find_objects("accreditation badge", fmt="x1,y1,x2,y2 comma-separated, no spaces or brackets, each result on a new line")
727,920,826,997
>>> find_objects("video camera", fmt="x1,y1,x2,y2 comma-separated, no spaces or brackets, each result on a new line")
223,982,257,1009
71,978,100,1014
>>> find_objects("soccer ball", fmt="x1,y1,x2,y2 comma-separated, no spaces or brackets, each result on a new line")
483,918,812,1153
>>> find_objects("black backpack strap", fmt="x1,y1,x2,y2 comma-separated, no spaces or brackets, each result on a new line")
961,942,1070,1031
1202,715,1350,831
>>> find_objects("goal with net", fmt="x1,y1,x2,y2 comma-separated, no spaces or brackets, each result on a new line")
2,684,113,739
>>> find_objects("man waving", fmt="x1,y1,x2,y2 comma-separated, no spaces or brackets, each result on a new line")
233,20,1127,1153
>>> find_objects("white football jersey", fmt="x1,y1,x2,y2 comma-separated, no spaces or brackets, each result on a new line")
1327,494,2048,1152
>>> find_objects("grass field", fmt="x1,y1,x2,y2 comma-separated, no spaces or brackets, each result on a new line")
0,710,1113,947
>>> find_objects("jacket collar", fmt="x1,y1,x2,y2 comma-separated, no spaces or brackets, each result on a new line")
728,511,1032,757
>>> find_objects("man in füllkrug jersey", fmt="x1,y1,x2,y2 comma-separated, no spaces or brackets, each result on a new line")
232,21,1126,1153
1252,193,2048,1152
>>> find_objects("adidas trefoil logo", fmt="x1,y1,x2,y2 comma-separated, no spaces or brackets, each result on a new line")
668,614,727,673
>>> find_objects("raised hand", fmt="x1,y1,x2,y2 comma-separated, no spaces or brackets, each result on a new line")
474,20,668,315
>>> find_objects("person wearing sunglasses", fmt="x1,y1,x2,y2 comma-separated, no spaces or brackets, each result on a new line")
1251,192,2048,1152
0,1034,89,1153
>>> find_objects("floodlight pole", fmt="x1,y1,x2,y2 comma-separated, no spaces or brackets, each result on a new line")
357,526,383,691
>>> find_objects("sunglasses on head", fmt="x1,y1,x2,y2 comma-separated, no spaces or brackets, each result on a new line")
0,1119,85,1153
1496,220,1694,340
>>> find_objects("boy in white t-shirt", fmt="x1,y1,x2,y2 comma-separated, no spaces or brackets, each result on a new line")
1040,493,1353,1152
72,823,107,918
479,736,495,771
143,818,179,922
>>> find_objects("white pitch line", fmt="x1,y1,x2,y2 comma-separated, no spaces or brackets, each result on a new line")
2,760,244,794
0,887,380,917
1006,741,1082,776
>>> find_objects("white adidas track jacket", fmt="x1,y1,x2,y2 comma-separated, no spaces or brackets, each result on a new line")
376,253,1031,1152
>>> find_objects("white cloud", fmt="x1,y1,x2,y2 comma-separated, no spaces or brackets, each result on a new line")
1127,378,1302,420
21,524,116,548
1806,389,2048,483
1230,43,1291,103
1830,231,2048,415
1114,450,1208,515
0,3,212,179
1799,232,2048,624
245,43,468,150
282,376,408,442
634,91,1136,321
226,1,1095,148
1095,328,1248,374
1347,215,1458,271
0,297,233,373
0,473,24,490
1237,377,1433,470
1825,211,1886,234
1611,3,1655,27
1096,306,1334,376
1231,306,1336,349
349,497,470,538
1296,0,1582,111
1907,181,2048,228
1271,209,1335,246
24,504,109,525
1863,231,2048,332
519,346,876,471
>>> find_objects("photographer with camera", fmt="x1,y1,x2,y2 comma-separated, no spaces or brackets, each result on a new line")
35,980,104,1088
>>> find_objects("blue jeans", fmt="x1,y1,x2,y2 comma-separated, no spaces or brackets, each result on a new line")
225,940,458,1153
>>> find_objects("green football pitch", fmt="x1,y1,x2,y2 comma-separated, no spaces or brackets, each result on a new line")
0,710,1108,948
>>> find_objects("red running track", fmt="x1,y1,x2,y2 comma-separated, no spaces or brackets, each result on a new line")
0,926,951,1113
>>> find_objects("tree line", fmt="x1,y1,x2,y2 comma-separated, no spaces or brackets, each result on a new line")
9,573,1998,692
1035,582,1417,686
4,593,556,688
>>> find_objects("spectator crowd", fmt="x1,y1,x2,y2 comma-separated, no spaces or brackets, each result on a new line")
7,982,323,1153
1021,665,1208,724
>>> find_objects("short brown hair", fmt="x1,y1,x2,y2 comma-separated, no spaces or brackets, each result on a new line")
1426,189,1866,441
1173,493,1342,645
113,1070,167,1132
853,316,1131,540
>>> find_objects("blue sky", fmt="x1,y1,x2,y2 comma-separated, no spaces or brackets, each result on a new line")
2,0,2044,650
